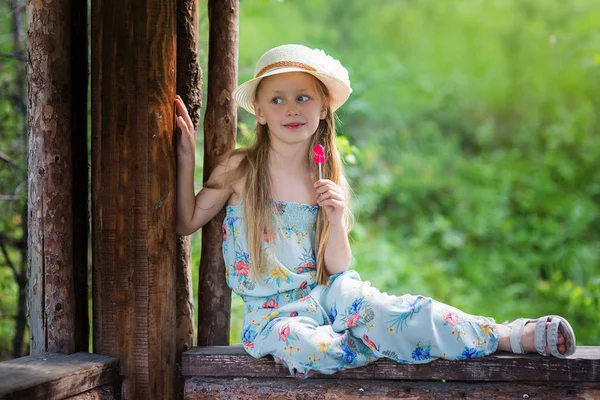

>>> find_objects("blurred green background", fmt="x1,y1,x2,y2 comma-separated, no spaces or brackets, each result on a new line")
206,0,600,346
1,0,599,360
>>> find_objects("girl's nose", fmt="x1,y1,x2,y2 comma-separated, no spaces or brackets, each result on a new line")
287,104,300,116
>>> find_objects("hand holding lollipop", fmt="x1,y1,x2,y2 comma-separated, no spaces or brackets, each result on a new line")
313,143,345,225
313,144,326,180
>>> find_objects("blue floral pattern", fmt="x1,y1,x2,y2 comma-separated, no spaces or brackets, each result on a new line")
223,201,500,378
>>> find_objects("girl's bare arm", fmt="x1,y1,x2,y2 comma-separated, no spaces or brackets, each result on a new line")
175,96,234,235
176,161,234,236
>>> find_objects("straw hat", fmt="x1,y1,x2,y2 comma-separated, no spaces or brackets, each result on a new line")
233,44,352,115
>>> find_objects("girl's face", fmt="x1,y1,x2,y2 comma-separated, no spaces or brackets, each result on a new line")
253,72,328,146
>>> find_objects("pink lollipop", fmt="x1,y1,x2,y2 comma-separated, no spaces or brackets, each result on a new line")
313,144,326,180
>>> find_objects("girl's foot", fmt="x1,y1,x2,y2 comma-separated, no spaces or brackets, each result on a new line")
496,315,576,358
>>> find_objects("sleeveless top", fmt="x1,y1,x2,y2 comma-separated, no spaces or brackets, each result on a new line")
222,201,330,350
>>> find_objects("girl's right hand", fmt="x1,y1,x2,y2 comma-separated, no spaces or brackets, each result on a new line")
175,95,196,157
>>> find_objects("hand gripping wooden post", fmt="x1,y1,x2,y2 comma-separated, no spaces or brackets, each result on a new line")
176,0,202,397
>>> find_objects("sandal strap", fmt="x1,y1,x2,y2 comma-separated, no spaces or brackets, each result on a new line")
548,317,562,358
508,318,527,354
507,315,577,358
534,317,550,356
546,315,576,358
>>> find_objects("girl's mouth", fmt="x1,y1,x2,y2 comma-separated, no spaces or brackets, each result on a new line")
284,123,304,129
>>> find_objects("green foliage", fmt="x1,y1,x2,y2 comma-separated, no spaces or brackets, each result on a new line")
342,0,600,345
0,2,28,360
0,0,598,357
224,0,600,345
0,266,18,358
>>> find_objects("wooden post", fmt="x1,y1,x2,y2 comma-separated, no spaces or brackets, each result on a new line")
27,0,88,355
176,0,201,396
197,0,238,346
91,0,177,398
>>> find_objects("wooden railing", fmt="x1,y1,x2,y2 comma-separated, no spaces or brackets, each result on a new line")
2,346,599,399
0,353,119,400
182,345,600,399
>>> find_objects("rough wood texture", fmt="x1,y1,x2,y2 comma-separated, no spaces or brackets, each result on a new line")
176,0,201,357
27,0,88,355
0,352,119,400
65,386,115,400
184,377,600,400
176,0,202,397
91,0,177,398
176,0,203,128
176,236,194,399
176,235,194,353
197,0,238,347
183,345,600,382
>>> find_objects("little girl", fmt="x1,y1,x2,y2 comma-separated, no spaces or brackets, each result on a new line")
175,44,576,378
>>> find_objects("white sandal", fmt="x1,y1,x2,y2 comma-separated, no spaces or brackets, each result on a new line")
507,315,576,358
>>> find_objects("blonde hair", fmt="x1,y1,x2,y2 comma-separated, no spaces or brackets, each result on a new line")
218,75,349,285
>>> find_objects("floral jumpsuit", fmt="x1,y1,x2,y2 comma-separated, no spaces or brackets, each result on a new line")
222,201,500,378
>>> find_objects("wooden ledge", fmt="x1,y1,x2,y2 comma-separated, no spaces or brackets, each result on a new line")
0,352,119,400
184,377,600,400
182,344,600,382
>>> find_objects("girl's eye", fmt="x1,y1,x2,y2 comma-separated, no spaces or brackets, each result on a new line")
297,95,309,102
271,97,283,105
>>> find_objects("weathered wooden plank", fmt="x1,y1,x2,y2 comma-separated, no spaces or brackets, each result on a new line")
65,386,115,400
184,377,600,400
147,0,177,397
197,0,238,347
182,345,600,382
0,352,119,400
91,0,177,398
27,0,90,356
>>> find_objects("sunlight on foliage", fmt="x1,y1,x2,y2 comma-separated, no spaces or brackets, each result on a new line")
0,0,598,357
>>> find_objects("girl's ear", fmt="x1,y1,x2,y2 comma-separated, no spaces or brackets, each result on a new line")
253,101,266,125
320,106,328,120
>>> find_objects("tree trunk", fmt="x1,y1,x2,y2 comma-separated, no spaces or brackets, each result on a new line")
27,0,87,356
91,0,177,398
197,0,238,347
175,0,201,397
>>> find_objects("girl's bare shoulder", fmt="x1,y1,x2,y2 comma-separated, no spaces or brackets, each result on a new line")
215,150,246,205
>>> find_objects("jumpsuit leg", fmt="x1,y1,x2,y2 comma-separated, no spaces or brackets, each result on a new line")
317,271,500,363
251,314,379,378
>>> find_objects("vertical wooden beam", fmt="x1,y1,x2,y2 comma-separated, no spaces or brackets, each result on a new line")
27,0,88,356
197,0,238,346
92,0,177,397
175,2,201,396
176,0,200,366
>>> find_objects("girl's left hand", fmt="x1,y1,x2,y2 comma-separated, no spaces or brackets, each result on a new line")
314,179,346,227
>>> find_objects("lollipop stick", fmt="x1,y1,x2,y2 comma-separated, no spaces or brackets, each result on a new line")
313,144,326,181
